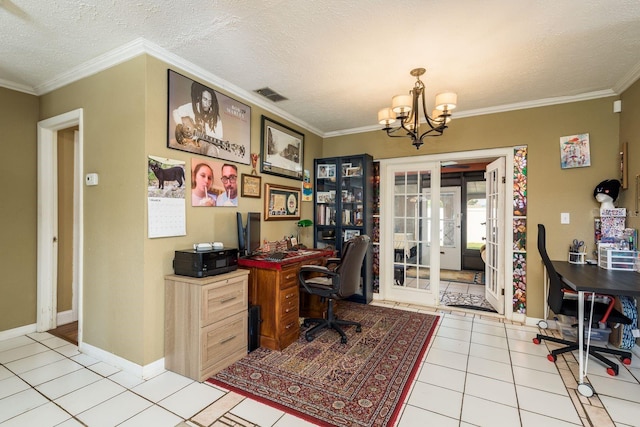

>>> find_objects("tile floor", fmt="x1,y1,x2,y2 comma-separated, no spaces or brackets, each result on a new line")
2,302,640,426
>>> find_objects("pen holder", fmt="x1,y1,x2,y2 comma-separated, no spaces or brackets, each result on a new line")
568,251,586,264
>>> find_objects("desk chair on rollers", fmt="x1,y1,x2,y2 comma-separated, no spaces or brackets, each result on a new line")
533,224,632,376
298,235,370,344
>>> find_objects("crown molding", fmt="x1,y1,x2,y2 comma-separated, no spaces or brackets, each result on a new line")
325,89,617,138
613,61,640,94
31,38,324,137
0,78,36,95
3,37,636,138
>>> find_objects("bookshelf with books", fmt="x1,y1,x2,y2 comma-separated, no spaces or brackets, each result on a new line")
314,154,373,304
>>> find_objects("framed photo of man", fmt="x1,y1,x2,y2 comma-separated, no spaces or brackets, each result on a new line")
167,69,251,165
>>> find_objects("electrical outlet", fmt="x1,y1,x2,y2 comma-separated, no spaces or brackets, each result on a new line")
561,213,570,224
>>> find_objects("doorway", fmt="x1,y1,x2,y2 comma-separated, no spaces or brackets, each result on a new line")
378,148,515,319
37,109,84,345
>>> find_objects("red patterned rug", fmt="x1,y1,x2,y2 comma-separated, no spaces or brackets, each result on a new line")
208,302,439,426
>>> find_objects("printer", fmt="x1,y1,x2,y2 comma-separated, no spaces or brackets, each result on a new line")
173,247,238,278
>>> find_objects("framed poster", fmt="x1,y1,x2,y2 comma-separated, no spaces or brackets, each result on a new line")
167,69,251,164
264,183,301,221
241,173,262,198
260,115,304,180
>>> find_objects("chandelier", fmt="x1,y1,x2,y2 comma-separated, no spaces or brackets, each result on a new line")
377,68,457,150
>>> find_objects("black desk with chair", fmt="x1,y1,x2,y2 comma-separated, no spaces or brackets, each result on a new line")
535,224,637,397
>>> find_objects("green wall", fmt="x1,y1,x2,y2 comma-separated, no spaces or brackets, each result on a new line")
323,98,623,318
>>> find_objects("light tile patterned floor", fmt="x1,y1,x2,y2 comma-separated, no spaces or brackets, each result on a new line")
2,301,640,426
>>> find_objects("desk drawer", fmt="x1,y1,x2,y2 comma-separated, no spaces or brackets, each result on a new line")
280,309,299,335
280,265,299,289
201,311,247,371
201,276,247,326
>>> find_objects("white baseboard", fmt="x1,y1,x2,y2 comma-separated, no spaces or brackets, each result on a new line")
56,310,77,325
79,341,165,380
0,324,37,341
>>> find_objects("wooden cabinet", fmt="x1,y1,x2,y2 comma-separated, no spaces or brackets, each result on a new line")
238,250,331,351
164,270,249,381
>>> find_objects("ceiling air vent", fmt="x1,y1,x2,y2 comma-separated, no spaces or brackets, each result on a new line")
254,87,288,102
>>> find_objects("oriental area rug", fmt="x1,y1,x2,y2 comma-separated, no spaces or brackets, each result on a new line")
208,302,439,427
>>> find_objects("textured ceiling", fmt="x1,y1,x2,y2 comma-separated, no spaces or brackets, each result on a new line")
2,0,640,136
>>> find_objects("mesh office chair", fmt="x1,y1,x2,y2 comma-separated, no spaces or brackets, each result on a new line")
298,235,370,344
533,224,632,376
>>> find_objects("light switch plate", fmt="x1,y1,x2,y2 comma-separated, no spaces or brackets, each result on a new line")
561,213,570,224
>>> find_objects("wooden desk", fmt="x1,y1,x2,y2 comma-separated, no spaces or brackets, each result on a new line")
551,261,640,396
238,249,334,351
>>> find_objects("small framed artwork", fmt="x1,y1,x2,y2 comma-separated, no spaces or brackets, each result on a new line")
344,229,361,241
341,162,352,175
317,164,336,179
240,173,261,198
264,183,301,221
345,166,361,177
559,133,591,169
260,116,304,180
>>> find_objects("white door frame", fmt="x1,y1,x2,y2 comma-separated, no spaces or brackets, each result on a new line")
37,109,84,344
378,148,514,320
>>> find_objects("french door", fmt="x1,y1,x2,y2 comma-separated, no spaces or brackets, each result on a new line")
484,158,505,314
383,161,440,306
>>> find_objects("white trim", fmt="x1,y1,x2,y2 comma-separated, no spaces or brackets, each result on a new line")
79,342,166,380
37,109,84,347
56,310,75,326
0,324,37,341
378,147,515,321
30,38,325,138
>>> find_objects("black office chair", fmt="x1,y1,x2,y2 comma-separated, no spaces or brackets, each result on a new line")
298,235,370,344
533,224,632,375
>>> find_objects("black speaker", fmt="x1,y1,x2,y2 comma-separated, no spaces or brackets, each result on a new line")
248,305,261,352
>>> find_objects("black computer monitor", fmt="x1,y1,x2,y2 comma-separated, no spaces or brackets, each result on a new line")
237,212,261,257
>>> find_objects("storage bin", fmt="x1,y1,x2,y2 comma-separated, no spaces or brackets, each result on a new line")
557,321,611,345
598,244,637,271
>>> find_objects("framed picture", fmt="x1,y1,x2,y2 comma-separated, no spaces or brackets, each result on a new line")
317,164,336,179
344,229,361,241
260,115,304,180
341,163,352,175
264,183,301,221
167,69,251,165
190,159,238,207
241,173,261,198
345,166,361,177
559,133,591,169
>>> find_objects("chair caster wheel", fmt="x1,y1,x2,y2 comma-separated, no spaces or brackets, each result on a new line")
547,354,557,362
303,321,310,328
341,337,347,344
622,357,632,365
577,383,594,397
607,367,618,376
533,338,541,345
356,326,362,333
305,335,314,342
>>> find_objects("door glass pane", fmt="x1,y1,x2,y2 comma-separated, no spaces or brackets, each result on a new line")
466,181,487,250
393,170,431,290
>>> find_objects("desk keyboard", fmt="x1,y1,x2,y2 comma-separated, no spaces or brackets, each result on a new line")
264,252,287,262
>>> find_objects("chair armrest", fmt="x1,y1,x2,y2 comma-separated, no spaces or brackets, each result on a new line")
298,265,339,294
